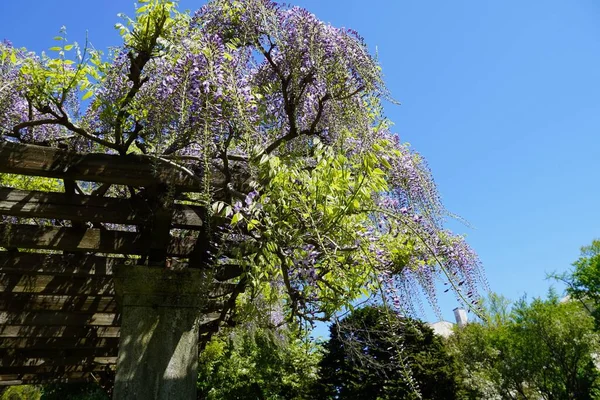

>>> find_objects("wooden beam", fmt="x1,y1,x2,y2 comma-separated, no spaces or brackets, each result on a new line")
0,377,23,385
0,347,117,359
0,188,203,229
0,364,113,375
0,141,203,192
0,337,118,350
0,294,222,313
0,371,112,384
0,275,115,295
0,224,195,256
0,356,117,367
0,294,117,312
0,325,120,338
0,311,120,326
0,253,119,276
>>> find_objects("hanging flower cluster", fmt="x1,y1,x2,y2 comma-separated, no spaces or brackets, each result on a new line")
0,0,485,324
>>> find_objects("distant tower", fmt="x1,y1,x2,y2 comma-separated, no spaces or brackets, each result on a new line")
453,307,468,328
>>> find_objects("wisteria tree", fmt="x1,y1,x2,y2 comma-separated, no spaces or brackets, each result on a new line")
0,0,483,343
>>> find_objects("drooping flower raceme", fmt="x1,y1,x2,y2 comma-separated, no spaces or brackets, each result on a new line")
0,0,485,325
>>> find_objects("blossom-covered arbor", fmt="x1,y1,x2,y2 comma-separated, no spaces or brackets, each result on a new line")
0,0,484,396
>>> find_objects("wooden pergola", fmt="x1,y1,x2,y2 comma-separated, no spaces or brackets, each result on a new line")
0,141,241,388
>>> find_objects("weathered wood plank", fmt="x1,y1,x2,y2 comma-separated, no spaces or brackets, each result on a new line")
0,377,22,384
0,224,194,256
0,347,117,359
0,364,113,375
0,310,220,333
0,294,117,312
0,253,244,283
0,371,112,384
0,141,202,192
208,282,238,298
0,293,222,313
0,312,120,326
0,253,120,275
0,275,115,295
0,325,120,338
0,188,203,229
0,337,118,350
0,356,116,367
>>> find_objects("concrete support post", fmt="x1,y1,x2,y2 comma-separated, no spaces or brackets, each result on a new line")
113,265,212,400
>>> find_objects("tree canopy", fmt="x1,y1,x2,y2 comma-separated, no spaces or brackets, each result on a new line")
448,292,600,399
553,239,600,327
197,324,319,400
316,306,464,400
0,0,484,326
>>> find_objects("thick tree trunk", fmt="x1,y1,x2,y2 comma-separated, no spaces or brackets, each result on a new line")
113,265,212,400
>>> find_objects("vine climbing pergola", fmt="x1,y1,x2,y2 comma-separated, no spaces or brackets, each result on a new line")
0,141,242,393
0,0,487,397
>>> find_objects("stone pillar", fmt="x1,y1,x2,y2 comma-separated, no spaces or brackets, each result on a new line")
113,265,212,400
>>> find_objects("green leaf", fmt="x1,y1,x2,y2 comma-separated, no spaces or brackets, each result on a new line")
82,90,94,100
63,44,74,51
231,213,242,225
10,52,16,64
212,201,225,215
247,219,260,231
49,46,62,51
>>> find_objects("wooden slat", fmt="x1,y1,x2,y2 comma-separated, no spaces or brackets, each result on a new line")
0,253,242,282
0,356,116,367
0,188,203,229
0,337,118,350
0,364,113,375
208,282,237,298
0,347,117,360
0,312,120,326
0,141,203,192
0,294,117,312
0,275,114,295
5,373,89,384
0,377,23,385
0,293,222,313
214,264,243,281
0,371,112,383
0,253,119,276
0,224,194,256
0,310,220,332
0,325,120,338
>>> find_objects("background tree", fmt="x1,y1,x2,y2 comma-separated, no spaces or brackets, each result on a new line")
39,384,108,400
0,383,108,400
552,239,600,327
197,324,319,400
449,292,600,399
0,386,41,400
316,306,464,400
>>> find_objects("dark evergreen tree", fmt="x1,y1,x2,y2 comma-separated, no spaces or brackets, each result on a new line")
316,306,463,400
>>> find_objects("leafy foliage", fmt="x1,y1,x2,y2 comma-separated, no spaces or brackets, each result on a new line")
0,0,484,326
0,383,107,400
553,239,600,327
197,325,319,400
40,383,108,400
0,386,41,400
316,306,464,400
448,292,600,399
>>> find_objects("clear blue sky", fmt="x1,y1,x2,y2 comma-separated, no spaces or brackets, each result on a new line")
2,1,600,323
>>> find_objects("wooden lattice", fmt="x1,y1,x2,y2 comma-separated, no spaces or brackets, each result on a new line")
0,141,240,386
